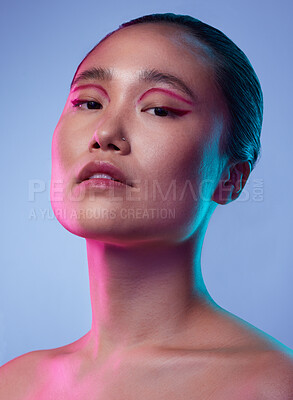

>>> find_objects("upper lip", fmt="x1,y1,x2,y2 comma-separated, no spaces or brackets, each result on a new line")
77,161,132,186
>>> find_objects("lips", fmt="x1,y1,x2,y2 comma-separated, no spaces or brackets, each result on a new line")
77,161,132,187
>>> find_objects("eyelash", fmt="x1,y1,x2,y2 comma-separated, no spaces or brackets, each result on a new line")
71,99,188,119
145,107,188,118
71,99,103,110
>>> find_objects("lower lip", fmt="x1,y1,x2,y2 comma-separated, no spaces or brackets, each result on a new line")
79,178,130,189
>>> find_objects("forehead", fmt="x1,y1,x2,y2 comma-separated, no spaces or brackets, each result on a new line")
79,23,216,85
96,23,213,58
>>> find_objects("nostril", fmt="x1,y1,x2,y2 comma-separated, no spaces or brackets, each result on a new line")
93,142,100,149
109,143,120,150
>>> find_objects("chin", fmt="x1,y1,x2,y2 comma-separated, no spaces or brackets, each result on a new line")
50,200,188,246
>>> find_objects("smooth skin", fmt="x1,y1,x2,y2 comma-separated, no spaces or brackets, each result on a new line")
1,23,293,399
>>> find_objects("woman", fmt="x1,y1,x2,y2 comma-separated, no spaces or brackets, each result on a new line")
1,13,292,399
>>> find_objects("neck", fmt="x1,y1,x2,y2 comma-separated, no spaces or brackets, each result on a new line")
84,233,214,361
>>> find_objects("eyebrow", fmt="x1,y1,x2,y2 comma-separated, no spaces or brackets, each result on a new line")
70,67,113,89
70,67,197,102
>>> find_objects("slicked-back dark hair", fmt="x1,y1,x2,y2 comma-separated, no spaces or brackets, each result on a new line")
72,13,263,171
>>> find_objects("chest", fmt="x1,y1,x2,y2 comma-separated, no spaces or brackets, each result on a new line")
33,355,262,400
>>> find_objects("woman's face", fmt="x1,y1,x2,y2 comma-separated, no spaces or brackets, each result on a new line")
50,23,228,245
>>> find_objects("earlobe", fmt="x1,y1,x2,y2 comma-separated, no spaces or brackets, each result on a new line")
212,161,251,205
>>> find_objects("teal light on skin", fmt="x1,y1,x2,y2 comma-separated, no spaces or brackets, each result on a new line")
47,21,293,396
50,22,232,360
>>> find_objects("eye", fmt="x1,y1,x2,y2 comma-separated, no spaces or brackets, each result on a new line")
144,107,190,118
71,99,103,110
151,107,169,117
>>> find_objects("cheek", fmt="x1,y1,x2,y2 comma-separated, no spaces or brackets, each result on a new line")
135,137,202,220
51,117,82,205
145,124,208,186
143,117,222,209
51,116,86,176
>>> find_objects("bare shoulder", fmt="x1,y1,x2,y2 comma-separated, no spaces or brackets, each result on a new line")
0,334,90,399
0,349,54,399
221,311,293,399
252,349,293,400
184,304,293,398
209,306,293,355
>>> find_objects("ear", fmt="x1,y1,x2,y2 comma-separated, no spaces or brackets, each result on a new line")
212,161,251,205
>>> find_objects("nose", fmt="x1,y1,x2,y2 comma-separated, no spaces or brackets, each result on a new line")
88,114,131,155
